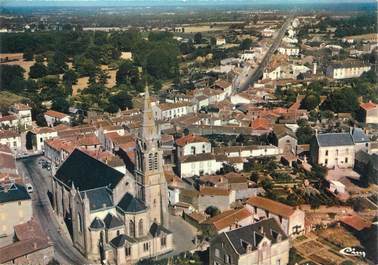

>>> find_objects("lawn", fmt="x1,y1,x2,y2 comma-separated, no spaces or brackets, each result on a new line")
0,91,24,109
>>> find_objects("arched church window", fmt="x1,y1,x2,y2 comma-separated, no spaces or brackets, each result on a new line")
138,219,144,237
148,153,153,170
154,152,158,170
78,212,83,233
129,220,135,237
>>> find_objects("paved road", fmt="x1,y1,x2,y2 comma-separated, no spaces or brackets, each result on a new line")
18,157,90,265
234,15,294,93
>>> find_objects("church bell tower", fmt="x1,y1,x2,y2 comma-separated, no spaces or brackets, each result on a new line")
134,84,169,228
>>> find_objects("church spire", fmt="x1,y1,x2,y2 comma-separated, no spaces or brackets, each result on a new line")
141,83,157,141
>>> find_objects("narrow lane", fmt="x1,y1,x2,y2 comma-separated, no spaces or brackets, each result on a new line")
18,157,90,265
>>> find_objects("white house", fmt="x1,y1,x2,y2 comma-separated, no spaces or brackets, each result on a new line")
9,103,33,130
278,46,300,56
329,180,346,194
179,153,222,178
153,102,193,121
44,110,71,127
326,62,371,80
311,132,355,169
27,127,58,151
175,134,211,158
216,36,226,46
0,130,22,151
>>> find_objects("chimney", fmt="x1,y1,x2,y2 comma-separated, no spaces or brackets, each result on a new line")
33,242,37,249
313,62,317,75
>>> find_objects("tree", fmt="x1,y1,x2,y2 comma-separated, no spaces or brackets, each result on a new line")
116,60,139,85
145,47,179,80
0,65,25,89
23,49,34,61
321,87,359,113
47,51,68,75
301,93,320,110
52,97,70,113
63,69,78,86
29,63,47,79
35,113,47,127
194,32,202,44
296,119,314,144
205,206,220,217
35,55,44,63
109,90,133,110
239,38,253,50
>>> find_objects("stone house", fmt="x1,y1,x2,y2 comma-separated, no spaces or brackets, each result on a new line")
246,196,305,238
209,218,290,265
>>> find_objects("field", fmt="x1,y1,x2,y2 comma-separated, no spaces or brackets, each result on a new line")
1,53,36,79
0,91,24,108
0,53,117,96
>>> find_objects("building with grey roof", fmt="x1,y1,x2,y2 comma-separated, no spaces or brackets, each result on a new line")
209,218,290,265
0,183,32,237
310,128,370,169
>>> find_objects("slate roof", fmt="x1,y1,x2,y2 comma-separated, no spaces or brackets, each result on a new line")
80,187,113,211
351,128,369,143
149,222,171,237
104,213,124,229
55,149,124,191
117,192,146,213
109,234,136,248
0,183,31,203
316,133,354,147
222,218,287,255
90,217,105,230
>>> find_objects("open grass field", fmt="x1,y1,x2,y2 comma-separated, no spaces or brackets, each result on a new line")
0,91,24,108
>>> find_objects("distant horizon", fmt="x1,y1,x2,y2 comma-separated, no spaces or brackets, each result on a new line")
1,0,377,8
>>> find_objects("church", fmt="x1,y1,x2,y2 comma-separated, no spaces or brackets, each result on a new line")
52,86,173,264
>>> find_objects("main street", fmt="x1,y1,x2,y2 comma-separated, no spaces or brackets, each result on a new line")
234,15,294,92
18,157,90,265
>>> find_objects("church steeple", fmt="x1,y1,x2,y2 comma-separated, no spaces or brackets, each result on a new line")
141,84,157,142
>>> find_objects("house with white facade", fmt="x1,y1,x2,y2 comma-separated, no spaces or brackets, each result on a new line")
26,127,58,151
311,132,355,169
9,103,33,130
153,102,193,121
209,218,290,265
278,45,300,56
0,130,22,151
326,62,371,80
44,110,71,127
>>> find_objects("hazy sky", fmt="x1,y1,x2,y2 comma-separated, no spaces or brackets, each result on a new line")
1,0,376,7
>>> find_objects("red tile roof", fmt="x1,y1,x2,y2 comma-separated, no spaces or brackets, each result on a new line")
204,207,252,231
246,196,296,218
0,115,17,122
175,134,208,147
0,219,52,264
0,130,19,139
200,186,230,196
251,118,271,130
44,110,69,119
360,101,377,111
340,215,372,231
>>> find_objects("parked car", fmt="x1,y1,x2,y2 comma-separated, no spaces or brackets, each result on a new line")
26,183,33,193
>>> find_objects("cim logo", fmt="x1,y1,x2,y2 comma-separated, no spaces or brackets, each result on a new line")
339,247,366,258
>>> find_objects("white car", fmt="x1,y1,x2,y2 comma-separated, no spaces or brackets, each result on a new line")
26,183,33,193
